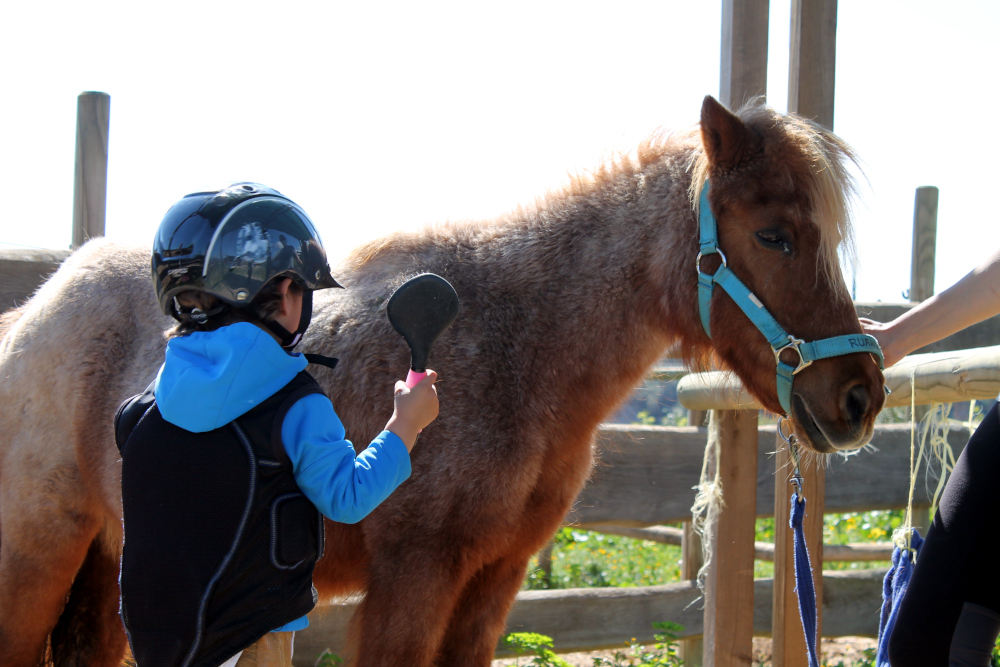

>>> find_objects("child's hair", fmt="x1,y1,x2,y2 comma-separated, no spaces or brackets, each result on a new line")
169,277,303,338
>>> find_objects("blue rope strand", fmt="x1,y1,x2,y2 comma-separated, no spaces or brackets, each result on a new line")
790,491,821,667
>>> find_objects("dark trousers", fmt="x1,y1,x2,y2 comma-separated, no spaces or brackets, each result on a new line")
889,403,1000,666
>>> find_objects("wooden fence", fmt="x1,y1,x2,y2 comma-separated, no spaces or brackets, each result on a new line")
289,346,999,665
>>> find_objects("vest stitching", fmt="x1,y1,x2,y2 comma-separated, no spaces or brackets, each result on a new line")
180,421,257,667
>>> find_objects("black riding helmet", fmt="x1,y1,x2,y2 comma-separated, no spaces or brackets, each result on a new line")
152,182,342,348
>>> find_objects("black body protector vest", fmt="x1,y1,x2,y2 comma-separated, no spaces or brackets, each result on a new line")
115,371,327,667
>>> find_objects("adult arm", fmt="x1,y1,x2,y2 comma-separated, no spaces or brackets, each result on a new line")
862,249,1000,367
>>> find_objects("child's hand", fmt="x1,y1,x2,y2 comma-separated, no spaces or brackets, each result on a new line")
386,370,439,451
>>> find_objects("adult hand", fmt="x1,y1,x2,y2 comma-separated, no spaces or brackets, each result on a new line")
859,318,904,368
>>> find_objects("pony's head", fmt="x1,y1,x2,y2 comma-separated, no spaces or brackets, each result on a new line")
687,96,884,452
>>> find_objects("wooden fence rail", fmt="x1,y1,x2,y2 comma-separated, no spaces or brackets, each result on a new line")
574,421,971,527
587,524,895,563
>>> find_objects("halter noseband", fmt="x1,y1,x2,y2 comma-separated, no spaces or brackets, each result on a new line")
696,180,884,416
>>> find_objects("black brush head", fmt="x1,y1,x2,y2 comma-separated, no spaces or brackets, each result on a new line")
386,274,460,372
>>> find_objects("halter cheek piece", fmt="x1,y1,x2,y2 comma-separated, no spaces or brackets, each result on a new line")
696,180,884,416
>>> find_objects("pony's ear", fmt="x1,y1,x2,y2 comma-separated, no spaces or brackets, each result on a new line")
700,95,757,171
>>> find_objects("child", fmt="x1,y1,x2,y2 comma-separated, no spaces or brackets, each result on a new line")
115,183,439,667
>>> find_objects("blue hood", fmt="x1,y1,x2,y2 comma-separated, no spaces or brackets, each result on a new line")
155,322,308,432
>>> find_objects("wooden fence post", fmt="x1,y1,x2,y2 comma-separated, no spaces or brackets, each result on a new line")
537,541,554,588
772,4,836,663
910,186,938,303
703,409,758,667
787,0,837,130
720,0,770,110
72,91,111,249
909,185,938,423
772,439,825,667
680,521,704,666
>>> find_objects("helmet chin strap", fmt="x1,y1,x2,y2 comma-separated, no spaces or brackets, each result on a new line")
261,289,314,350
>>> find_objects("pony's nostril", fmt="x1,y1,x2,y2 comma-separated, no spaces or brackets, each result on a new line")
843,383,870,426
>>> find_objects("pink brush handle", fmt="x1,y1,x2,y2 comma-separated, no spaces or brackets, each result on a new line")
405,369,427,388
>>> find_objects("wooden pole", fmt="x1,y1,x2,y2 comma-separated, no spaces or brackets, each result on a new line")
719,0,770,109
703,409,758,667
787,0,837,130
909,186,939,303
772,438,825,667
774,5,835,664
680,521,704,667
909,185,938,421
537,541,554,588
72,91,110,249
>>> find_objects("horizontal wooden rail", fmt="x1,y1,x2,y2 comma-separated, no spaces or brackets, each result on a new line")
676,346,1000,411
0,249,71,312
587,524,894,562
291,570,885,665
572,422,967,527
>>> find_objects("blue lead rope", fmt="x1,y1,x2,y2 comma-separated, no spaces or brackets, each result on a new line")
790,491,821,667
875,529,924,667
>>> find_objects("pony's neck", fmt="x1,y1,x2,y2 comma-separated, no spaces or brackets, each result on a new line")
487,147,706,431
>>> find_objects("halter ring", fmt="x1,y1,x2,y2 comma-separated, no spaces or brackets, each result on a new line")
774,336,813,375
695,248,728,276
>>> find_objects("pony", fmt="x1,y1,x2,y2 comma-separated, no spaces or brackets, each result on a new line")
0,96,885,666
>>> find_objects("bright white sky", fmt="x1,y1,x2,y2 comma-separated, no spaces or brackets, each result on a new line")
1,0,996,303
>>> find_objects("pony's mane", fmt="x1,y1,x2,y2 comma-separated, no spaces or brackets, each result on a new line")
688,99,860,276
550,129,700,202
345,129,702,271
348,100,860,282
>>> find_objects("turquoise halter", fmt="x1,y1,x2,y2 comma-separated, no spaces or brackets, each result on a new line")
696,180,884,416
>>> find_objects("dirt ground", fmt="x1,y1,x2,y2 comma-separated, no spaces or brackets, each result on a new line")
492,636,878,666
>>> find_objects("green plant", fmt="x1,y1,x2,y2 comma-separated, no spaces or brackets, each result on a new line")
592,622,685,667
314,649,344,666
502,632,572,666
522,528,682,591
823,645,876,667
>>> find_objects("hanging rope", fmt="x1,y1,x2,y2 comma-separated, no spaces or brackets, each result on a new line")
922,402,957,514
690,410,723,593
892,372,922,554
877,370,958,665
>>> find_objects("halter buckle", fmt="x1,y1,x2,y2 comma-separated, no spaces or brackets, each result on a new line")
774,336,813,375
695,248,727,276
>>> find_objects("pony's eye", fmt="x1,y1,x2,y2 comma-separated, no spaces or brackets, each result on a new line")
755,230,792,254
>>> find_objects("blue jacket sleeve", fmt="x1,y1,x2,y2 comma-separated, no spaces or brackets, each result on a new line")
280,393,411,524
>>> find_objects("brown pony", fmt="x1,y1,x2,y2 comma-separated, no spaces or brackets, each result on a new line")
0,96,884,666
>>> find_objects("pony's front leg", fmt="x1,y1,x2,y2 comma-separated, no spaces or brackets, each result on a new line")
350,551,470,667
435,554,532,667
0,497,102,666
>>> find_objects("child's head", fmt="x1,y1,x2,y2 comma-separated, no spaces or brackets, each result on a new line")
152,183,342,347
